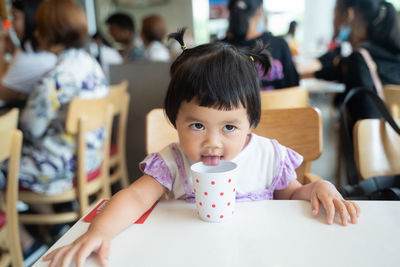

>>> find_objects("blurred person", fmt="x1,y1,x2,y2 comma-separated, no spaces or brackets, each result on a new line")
0,0,57,104
90,31,123,79
320,0,400,107
0,0,108,264
106,12,144,60
283,20,299,56
141,14,170,62
223,0,299,90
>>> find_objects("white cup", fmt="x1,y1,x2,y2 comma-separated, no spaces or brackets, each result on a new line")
190,160,238,223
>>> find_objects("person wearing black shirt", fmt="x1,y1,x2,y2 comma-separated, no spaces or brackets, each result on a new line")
223,0,299,90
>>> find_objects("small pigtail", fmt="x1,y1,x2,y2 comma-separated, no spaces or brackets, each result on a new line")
168,28,187,50
247,40,272,76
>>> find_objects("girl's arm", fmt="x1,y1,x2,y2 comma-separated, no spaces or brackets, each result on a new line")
43,174,165,267
274,180,360,226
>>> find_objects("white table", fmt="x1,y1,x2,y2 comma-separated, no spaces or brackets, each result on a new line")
33,200,400,267
300,78,345,94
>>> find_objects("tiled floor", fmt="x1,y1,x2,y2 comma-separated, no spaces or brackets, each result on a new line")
309,92,342,186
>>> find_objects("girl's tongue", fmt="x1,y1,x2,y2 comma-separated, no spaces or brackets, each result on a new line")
202,155,221,166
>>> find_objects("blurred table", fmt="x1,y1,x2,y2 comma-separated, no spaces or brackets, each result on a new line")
33,200,400,267
300,78,345,94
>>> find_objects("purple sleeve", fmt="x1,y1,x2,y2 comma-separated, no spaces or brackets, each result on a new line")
270,141,303,192
139,153,173,191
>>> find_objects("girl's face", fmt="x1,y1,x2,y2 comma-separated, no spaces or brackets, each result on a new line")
11,7,24,41
175,99,251,166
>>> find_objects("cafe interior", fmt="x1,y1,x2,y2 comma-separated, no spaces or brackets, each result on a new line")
0,0,400,266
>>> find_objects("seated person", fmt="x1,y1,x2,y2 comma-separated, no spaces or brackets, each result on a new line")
141,14,170,62
223,0,299,90
0,0,57,105
106,12,144,60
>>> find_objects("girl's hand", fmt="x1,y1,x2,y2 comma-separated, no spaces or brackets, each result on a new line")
42,228,111,267
310,180,360,226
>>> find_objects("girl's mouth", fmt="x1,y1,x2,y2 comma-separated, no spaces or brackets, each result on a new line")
201,155,222,166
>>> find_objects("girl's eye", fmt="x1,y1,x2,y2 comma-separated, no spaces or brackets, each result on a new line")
190,123,204,130
223,125,236,132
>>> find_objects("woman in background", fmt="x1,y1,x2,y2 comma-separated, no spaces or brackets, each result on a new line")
1,0,107,264
0,0,57,104
223,0,299,90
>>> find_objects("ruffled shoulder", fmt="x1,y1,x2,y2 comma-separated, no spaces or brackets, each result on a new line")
270,140,303,192
139,152,173,191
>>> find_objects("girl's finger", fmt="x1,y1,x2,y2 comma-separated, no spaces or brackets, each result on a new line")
60,242,83,267
320,197,335,225
47,246,71,267
344,201,358,224
43,247,63,261
311,193,320,216
98,240,111,266
334,199,348,226
75,239,102,267
353,201,361,217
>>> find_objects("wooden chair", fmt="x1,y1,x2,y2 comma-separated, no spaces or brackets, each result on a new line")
0,109,23,267
383,84,400,119
353,118,400,180
260,86,309,109
108,80,130,189
253,107,323,184
19,98,113,225
145,108,178,154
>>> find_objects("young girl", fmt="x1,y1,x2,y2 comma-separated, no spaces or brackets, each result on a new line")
44,29,360,267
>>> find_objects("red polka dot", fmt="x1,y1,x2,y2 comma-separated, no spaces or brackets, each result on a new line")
220,215,224,219
194,188,196,192
228,179,231,183
196,179,199,183
233,188,236,192
227,202,230,206
207,214,210,218
204,192,208,196
199,202,202,206
212,204,216,208
211,181,215,185
220,192,224,196
232,211,234,214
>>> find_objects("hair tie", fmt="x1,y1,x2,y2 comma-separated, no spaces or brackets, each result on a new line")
373,4,387,26
250,56,254,62
181,44,187,50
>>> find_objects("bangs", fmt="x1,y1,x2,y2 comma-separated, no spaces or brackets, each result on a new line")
177,48,258,110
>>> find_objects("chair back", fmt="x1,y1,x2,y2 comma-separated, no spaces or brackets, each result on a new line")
146,108,178,154
0,109,23,267
252,107,322,184
108,80,130,188
353,118,400,180
383,84,400,119
19,98,113,224
260,86,309,109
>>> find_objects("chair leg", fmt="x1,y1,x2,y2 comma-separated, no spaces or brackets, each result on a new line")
120,154,130,188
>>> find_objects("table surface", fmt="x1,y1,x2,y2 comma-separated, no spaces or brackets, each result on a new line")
300,78,345,94
33,200,400,267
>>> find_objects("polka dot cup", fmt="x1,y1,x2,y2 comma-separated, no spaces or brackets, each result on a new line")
190,161,238,223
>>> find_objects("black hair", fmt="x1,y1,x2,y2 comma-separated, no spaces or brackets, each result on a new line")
342,0,400,53
106,12,135,31
165,28,271,128
13,0,44,51
287,21,298,36
228,0,263,41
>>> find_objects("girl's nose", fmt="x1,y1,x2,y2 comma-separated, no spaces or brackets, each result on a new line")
203,131,222,149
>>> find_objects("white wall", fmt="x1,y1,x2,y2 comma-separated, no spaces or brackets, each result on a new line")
302,0,336,57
